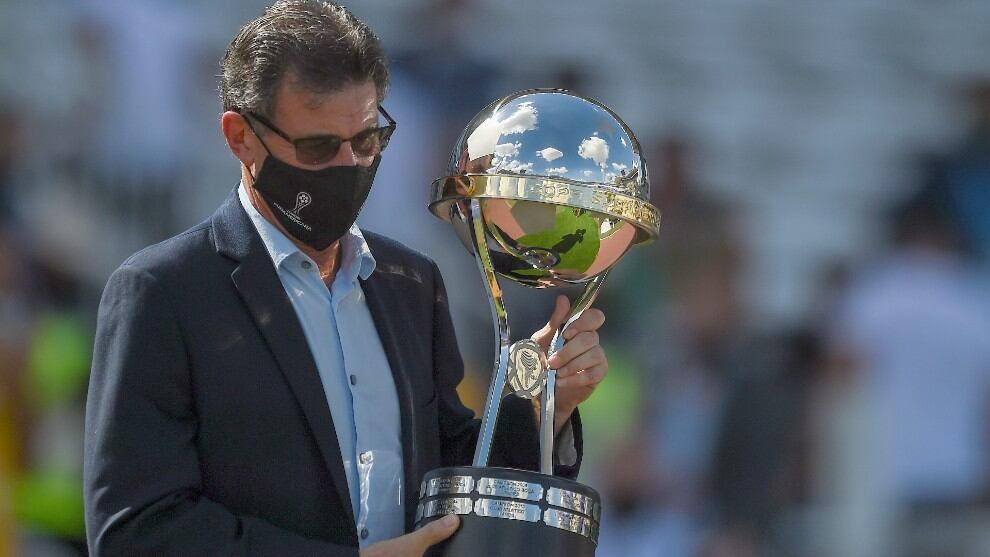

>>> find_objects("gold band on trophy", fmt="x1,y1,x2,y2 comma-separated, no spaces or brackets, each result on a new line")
430,174,660,244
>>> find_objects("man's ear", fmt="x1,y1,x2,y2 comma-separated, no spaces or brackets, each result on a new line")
221,111,255,167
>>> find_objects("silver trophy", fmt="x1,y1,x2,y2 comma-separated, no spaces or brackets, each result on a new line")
420,89,660,556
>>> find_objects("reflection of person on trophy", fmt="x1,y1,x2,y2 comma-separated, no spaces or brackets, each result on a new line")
422,88,659,556
82,2,615,556
552,228,587,254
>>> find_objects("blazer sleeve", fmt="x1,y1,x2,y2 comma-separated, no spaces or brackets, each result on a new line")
428,262,583,478
84,264,358,557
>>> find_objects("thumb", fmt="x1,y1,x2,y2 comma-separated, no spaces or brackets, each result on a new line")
412,514,460,549
533,295,571,352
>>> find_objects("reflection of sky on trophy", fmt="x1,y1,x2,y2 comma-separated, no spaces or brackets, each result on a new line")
494,141,521,157
498,160,534,173
578,135,610,182
462,93,640,186
497,102,539,134
466,102,538,161
536,147,563,162
578,135,609,167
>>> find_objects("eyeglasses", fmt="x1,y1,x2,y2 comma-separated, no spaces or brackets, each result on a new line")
242,106,396,165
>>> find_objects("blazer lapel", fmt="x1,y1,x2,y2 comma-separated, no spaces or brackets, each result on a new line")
212,190,356,529
360,268,420,531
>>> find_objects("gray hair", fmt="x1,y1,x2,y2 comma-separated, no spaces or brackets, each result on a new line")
220,0,389,119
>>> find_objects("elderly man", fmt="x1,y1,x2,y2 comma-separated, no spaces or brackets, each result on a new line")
83,2,608,556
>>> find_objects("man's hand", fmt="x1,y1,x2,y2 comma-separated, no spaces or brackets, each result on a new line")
360,515,459,557
531,295,608,431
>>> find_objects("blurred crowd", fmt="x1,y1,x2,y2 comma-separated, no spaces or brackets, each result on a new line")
589,89,990,556
1,1,990,556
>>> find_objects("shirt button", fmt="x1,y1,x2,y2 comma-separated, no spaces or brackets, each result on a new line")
360,528,369,540
300,260,312,269
359,451,372,464
349,374,357,386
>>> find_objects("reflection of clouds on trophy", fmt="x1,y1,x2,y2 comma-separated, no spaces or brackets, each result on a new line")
497,159,534,174
494,142,522,157
578,136,609,166
466,101,539,162
537,147,563,163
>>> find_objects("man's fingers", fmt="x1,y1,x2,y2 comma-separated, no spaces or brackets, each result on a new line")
412,514,460,549
547,331,599,371
553,344,606,378
563,308,605,340
361,515,460,557
533,295,571,352
556,364,607,390
548,295,571,330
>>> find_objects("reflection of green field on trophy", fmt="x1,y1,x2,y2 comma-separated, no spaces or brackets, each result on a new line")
514,207,601,276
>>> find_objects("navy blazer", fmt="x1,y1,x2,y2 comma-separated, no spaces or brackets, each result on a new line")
83,190,581,556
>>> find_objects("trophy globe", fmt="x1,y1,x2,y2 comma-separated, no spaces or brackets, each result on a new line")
430,89,659,287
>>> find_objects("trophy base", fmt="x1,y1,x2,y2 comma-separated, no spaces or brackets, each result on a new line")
415,466,600,557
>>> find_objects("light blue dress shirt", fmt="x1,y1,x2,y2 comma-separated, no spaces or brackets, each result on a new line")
238,184,404,547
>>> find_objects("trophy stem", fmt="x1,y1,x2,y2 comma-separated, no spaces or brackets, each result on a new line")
539,271,610,475
466,199,512,468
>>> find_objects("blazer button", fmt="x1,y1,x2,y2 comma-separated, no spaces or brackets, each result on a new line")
350,374,357,386
360,528,369,540
359,451,372,464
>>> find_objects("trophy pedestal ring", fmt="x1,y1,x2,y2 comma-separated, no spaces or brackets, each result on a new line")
417,467,600,557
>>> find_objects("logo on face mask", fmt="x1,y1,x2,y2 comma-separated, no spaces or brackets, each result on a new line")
272,191,314,231
290,192,312,218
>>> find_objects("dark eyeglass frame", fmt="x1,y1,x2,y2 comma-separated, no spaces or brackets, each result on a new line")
241,106,396,165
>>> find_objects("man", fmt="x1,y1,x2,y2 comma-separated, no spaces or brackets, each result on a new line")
83,2,609,556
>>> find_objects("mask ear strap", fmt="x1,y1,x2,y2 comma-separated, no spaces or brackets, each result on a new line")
241,112,272,184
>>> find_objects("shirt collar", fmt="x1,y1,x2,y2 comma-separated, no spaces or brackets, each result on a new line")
237,182,376,281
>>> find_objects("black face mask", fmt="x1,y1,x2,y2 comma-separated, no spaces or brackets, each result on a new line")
248,152,380,251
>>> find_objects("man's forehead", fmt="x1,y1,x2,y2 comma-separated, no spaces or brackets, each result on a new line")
274,78,379,131
299,86,378,114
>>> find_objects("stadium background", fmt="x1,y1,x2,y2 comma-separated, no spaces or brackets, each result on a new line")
1,0,990,555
